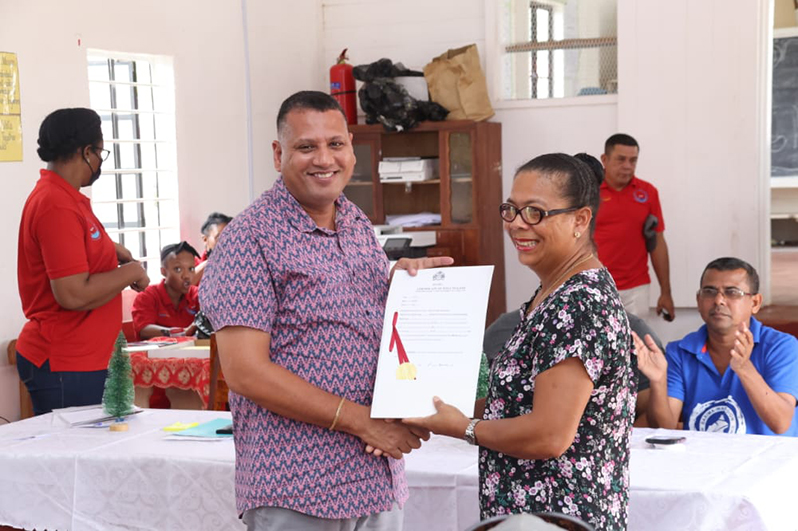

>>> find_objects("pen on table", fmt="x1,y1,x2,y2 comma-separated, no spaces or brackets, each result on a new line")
12,433,53,441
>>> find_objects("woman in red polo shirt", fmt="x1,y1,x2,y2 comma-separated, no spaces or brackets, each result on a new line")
16,108,151,415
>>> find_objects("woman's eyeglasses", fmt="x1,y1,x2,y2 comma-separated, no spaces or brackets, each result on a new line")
92,147,111,161
499,203,578,226
697,286,755,300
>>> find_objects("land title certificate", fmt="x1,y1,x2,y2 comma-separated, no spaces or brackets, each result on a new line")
371,265,493,418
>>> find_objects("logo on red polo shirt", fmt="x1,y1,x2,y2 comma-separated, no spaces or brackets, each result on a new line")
89,224,101,240
633,189,649,203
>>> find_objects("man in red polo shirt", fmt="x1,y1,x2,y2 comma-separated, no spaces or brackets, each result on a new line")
596,134,675,321
132,241,200,340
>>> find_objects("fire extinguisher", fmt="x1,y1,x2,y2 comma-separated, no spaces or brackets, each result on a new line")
330,49,357,125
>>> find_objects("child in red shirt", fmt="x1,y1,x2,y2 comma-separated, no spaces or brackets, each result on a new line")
132,242,200,408
132,242,201,340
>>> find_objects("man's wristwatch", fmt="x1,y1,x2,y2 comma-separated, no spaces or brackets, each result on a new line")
463,419,482,446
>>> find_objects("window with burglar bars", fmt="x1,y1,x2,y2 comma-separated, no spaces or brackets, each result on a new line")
500,0,618,100
530,2,555,98
87,52,179,279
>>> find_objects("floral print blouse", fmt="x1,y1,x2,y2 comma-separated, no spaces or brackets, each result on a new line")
480,268,635,530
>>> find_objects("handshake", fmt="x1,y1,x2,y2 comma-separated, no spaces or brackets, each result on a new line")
352,396,473,459
361,417,431,459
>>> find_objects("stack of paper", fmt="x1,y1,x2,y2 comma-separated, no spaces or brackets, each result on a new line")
164,418,233,442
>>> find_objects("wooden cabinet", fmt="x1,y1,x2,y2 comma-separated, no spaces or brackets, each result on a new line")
345,120,506,324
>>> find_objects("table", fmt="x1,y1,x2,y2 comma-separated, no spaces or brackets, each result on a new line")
2,412,798,531
0,409,241,531
130,345,211,408
402,428,798,531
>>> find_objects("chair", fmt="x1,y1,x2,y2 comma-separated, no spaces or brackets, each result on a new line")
464,512,594,531
207,334,229,410
121,321,137,343
535,512,595,531
464,514,509,531
121,288,138,342
6,340,34,420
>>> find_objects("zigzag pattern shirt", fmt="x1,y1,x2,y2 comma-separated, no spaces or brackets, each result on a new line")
200,178,407,518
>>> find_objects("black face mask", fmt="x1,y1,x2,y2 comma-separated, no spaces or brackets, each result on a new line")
84,152,102,186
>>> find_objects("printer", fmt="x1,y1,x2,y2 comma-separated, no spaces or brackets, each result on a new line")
373,225,436,260
378,157,439,183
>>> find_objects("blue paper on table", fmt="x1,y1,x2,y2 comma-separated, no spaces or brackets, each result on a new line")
173,418,232,438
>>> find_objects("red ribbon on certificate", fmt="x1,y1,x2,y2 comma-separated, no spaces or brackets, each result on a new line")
390,311,410,364
390,311,417,380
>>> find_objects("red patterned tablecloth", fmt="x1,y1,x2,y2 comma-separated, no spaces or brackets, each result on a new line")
130,352,210,407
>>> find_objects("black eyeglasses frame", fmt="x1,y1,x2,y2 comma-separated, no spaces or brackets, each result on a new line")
499,203,579,226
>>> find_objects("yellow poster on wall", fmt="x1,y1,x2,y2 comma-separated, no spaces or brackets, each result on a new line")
0,52,22,162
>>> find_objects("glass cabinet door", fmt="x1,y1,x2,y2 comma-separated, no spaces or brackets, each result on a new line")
449,131,473,224
344,141,376,218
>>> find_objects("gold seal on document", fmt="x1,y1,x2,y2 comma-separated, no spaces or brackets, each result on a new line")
396,362,417,380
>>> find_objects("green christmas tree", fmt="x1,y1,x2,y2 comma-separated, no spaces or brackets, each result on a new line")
102,331,134,418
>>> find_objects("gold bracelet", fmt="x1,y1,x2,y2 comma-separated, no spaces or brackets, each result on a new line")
329,397,345,431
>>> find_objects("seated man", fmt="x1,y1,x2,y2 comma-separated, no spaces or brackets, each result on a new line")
193,212,232,284
636,257,798,435
132,241,201,340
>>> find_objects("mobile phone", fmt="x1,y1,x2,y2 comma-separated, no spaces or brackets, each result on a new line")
215,424,233,435
661,309,674,322
645,435,685,445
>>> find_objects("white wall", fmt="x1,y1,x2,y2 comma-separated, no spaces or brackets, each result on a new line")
246,0,324,196
617,0,771,306
323,0,485,76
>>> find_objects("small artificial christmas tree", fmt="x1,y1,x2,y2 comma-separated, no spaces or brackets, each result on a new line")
102,331,134,419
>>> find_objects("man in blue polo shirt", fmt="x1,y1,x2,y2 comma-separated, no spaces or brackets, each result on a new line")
635,257,798,436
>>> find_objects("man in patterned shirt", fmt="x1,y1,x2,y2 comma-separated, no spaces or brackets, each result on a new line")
200,91,450,530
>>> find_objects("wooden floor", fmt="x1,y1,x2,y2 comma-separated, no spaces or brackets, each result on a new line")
771,248,798,305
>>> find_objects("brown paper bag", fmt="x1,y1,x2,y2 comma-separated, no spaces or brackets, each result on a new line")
423,44,494,121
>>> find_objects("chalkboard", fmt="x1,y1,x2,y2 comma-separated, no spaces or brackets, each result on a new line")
772,36,798,177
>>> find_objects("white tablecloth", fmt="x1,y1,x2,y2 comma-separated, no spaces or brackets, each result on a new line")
0,409,241,531
403,428,798,531
3,412,798,531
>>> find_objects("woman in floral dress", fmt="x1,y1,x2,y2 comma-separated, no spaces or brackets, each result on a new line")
406,153,635,530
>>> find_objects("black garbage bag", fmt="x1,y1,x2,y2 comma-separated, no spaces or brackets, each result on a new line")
352,58,422,82
353,58,448,131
